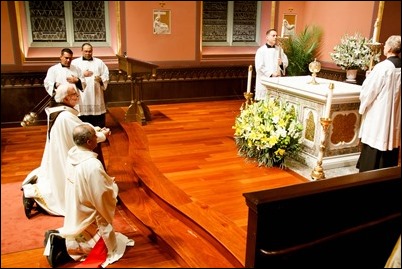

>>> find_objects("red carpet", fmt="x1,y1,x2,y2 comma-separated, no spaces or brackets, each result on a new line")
1,182,137,255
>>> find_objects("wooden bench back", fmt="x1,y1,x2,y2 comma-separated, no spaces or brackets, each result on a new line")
244,166,401,268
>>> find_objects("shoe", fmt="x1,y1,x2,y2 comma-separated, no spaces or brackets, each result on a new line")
44,230,59,247
46,234,73,268
22,193,35,219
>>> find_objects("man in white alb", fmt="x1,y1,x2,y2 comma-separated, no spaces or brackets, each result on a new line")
254,29,288,101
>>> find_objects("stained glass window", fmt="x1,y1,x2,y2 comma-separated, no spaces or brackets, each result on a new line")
202,1,260,46
26,1,109,47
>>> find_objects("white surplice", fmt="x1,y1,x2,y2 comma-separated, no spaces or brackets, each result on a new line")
71,57,109,116
358,59,401,151
254,45,288,101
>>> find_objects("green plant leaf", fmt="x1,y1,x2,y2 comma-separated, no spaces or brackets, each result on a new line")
281,25,324,76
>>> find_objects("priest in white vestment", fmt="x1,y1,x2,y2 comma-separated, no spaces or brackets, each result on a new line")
357,35,401,172
21,84,111,217
44,124,133,268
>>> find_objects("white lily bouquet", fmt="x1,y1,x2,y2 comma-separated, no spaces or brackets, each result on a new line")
330,33,381,71
233,98,303,168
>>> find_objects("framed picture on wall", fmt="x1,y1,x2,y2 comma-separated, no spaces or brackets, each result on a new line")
153,9,171,34
281,14,296,37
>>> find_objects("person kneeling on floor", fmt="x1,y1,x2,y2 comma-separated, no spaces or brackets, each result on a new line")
44,124,134,267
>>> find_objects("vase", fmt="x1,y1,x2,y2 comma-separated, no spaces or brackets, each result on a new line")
346,69,358,83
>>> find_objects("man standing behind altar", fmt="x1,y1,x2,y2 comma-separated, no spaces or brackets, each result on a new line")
356,35,401,172
254,29,288,101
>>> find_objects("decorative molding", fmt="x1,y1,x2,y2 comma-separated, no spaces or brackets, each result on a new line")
1,67,354,88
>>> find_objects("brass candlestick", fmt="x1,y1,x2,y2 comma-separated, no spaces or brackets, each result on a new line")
311,117,332,180
308,58,321,85
366,42,382,71
241,92,254,110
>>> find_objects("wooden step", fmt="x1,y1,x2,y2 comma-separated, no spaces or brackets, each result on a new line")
106,107,246,267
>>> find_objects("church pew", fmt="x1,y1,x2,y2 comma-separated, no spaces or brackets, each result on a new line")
243,166,401,268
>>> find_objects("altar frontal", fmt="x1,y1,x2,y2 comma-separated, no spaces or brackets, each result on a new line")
261,75,362,170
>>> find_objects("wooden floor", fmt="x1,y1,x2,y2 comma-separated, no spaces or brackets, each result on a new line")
1,99,308,268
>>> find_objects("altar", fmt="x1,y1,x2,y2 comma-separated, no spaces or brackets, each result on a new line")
261,75,362,170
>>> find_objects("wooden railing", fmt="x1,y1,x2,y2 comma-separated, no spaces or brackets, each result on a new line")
243,166,401,268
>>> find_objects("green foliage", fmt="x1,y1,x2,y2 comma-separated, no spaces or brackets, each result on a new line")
281,25,324,76
233,98,303,168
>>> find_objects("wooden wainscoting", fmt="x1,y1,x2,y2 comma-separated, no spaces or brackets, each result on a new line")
1,66,350,128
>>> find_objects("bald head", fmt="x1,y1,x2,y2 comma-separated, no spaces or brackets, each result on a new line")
73,124,96,148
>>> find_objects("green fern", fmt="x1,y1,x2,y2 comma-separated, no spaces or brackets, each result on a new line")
282,25,324,76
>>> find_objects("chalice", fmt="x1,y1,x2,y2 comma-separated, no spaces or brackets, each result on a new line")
308,58,321,85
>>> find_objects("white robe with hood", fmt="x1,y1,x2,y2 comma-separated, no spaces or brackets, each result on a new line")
55,146,133,266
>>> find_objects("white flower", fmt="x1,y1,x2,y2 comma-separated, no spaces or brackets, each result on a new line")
233,98,303,168
330,33,381,71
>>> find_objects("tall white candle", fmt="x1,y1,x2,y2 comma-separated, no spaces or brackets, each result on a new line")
324,83,334,118
372,19,379,42
247,65,252,93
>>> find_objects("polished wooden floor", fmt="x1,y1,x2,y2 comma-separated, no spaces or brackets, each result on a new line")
1,99,308,268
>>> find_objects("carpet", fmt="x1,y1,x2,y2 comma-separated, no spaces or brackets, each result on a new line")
1,182,138,254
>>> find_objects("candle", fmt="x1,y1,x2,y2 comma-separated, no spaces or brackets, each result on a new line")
324,83,334,118
372,19,379,42
247,65,252,93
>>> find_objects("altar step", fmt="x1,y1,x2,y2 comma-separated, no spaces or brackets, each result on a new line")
106,107,246,268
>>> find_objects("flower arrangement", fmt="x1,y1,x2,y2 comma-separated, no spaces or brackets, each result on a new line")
330,33,381,71
233,98,303,168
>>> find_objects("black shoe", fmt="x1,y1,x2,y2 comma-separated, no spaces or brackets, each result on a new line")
22,193,35,219
44,230,60,247
47,234,73,268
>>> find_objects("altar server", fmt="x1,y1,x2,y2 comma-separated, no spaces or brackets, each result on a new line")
254,29,288,101
357,35,401,172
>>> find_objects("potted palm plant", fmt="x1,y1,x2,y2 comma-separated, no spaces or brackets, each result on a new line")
280,25,324,76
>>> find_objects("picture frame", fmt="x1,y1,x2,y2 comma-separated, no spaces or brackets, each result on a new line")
153,9,171,35
281,14,296,37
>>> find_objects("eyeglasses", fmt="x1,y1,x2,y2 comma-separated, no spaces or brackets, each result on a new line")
68,93,80,98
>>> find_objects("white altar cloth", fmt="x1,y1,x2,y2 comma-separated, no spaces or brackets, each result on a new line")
261,75,362,175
